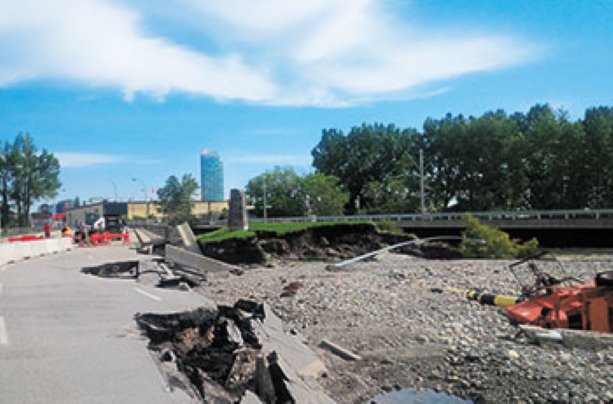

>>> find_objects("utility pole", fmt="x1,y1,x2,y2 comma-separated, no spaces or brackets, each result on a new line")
419,148,425,213
108,179,118,201
263,180,268,221
132,178,149,220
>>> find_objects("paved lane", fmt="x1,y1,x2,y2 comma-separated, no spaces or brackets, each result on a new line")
0,246,213,403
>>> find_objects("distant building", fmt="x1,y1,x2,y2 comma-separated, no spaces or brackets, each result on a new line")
65,200,227,226
55,199,75,214
200,149,224,201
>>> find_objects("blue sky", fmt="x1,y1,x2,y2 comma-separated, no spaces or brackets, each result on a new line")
0,0,611,204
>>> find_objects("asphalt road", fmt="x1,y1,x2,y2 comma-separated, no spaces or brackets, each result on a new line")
0,245,213,403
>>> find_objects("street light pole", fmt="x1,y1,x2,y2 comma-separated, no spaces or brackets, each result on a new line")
263,179,267,221
131,177,149,220
108,179,118,201
419,148,425,214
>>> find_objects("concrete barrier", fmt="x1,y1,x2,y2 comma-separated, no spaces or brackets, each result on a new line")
176,223,201,254
165,244,238,273
0,238,74,266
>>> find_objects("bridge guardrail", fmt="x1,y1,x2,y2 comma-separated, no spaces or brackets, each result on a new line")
249,209,613,224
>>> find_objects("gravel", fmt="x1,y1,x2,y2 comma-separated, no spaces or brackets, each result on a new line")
198,253,613,403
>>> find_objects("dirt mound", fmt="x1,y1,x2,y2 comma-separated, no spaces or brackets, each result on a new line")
199,223,414,265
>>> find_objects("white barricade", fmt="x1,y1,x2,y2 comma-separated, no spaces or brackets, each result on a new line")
0,238,74,265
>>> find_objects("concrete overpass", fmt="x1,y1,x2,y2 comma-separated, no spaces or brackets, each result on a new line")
254,209,613,247
256,209,613,229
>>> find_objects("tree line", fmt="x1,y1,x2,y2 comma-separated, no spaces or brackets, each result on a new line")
249,104,613,217
0,133,61,227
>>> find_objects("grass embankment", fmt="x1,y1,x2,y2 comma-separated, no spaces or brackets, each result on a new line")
198,220,375,243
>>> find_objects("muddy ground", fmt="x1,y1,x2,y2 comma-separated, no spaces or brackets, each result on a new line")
198,224,460,265
197,253,613,403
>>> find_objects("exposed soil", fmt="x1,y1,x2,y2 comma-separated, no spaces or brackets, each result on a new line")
199,223,460,265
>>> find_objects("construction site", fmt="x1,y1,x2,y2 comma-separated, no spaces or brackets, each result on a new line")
1,201,612,404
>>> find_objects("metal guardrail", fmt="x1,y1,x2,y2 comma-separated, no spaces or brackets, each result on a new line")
125,209,613,230
249,209,613,224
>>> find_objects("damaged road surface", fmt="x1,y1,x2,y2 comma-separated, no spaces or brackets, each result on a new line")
0,247,216,403
136,300,333,403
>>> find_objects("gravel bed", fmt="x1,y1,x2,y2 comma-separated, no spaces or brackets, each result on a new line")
199,253,613,403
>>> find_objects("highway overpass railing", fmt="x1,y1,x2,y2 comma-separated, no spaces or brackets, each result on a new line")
249,209,613,224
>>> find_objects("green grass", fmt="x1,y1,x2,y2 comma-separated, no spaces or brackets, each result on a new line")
198,220,373,243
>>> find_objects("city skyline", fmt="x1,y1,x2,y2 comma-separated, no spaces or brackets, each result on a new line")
0,1,611,203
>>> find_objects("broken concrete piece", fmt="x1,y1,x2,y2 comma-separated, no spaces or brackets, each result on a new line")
253,305,332,404
241,390,264,404
133,228,166,254
136,301,333,403
254,356,276,403
165,244,238,273
520,324,613,349
225,348,259,390
319,338,363,361
176,222,202,254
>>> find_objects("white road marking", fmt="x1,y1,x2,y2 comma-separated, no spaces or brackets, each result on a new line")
134,287,161,302
0,317,8,345
0,282,3,294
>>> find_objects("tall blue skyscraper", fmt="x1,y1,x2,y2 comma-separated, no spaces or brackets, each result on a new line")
200,149,224,201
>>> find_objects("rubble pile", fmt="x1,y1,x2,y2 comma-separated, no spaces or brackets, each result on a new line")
135,300,295,403
201,254,613,403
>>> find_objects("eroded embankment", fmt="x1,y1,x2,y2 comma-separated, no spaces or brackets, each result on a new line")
199,223,461,265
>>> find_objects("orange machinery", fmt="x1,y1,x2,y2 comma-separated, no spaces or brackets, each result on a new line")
504,252,613,333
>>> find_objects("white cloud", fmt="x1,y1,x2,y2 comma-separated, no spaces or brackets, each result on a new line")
55,152,159,167
55,152,121,167
0,0,275,102
0,0,538,106
226,154,311,166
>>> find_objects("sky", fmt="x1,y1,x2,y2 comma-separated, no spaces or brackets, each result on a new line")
0,0,611,205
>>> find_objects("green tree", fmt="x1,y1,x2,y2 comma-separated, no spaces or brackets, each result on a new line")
0,141,14,227
361,175,420,213
246,169,348,217
246,167,304,217
157,174,198,225
511,104,587,209
312,123,417,213
422,111,524,211
582,106,613,207
300,173,348,216
8,133,61,225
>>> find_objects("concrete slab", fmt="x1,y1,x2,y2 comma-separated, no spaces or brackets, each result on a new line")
176,223,201,254
254,305,332,403
165,244,237,273
520,324,613,349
